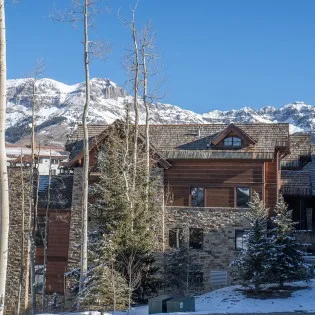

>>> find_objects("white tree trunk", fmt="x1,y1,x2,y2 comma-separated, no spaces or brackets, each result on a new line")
0,1,9,313
41,150,52,312
131,10,139,233
17,151,25,315
79,0,90,294
141,42,149,212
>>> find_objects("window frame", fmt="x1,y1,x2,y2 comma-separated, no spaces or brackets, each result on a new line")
223,136,242,147
169,228,184,248
235,229,248,251
190,187,205,207
189,228,204,249
235,186,251,208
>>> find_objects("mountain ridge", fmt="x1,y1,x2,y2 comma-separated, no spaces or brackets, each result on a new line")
5,77,315,145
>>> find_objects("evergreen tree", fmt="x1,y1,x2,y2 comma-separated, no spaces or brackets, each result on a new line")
164,246,203,296
269,195,310,287
89,123,161,305
231,192,271,292
78,263,129,311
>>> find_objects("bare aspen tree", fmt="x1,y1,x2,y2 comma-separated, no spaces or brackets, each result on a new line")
0,1,9,313
51,0,110,298
119,1,140,233
27,62,45,314
17,151,25,315
80,0,90,294
41,149,52,312
130,3,140,212
139,22,156,212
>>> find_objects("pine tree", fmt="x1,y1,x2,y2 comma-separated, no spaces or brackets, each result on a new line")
269,195,310,287
231,192,271,292
164,246,203,296
88,122,161,305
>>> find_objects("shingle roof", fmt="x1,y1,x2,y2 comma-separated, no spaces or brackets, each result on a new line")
67,123,290,162
282,134,311,169
67,124,108,144
281,170,311,196
145,123,290,160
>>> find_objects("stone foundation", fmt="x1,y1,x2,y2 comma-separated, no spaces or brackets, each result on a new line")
164,206,249,292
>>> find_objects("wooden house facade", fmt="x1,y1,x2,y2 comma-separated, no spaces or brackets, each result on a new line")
64,122,292,292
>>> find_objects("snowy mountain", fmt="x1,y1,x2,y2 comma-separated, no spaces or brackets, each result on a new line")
5,77,315,145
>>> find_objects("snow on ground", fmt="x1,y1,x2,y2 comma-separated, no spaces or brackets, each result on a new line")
39,279,315,314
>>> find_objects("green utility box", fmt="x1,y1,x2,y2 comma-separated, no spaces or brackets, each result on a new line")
166,296,195,313
148,295,173,314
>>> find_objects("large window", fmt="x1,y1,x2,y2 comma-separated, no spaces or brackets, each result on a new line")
236,187,250,208
169,228,183,248
191,187,204,207
189,228,203,249
224,136,241,147
235,230,248,251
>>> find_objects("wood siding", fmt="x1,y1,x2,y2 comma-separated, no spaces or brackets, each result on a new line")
36,210,71,294
265,160,278,210
165,160,264,207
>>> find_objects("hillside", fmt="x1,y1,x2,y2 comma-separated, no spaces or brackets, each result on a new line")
6,78,315,145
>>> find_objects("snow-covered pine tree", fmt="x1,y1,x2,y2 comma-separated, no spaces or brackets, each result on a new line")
269,195,310,287
231,192,271,292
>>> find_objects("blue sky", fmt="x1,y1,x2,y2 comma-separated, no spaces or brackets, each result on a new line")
6,0,315,112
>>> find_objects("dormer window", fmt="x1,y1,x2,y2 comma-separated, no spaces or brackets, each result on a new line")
223,136,241,147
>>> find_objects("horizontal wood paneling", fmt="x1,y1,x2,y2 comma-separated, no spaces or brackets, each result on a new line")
265,161,278,210
206,187,234,207
165,160,264,207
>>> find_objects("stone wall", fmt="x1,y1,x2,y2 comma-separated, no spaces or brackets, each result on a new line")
164,206,249,292
66,167,83,277
5,167,31,314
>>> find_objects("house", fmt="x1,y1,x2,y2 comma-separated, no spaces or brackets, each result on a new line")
281,134,315,252
64,122,291,292
6,144,69,175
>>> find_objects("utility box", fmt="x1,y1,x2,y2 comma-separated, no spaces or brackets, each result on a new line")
166,296,195,313
148,295,173,314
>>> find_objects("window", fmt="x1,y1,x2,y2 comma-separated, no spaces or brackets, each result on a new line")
35,265,44,293
169,228,183,248
236,187,250,208
191,188,204,207
224,136,241,147
50,169,56,175
235,230,248,251
189,228,203,249
35,217,46,247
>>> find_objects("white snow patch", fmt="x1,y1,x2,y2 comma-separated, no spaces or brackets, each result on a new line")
38,280,315,315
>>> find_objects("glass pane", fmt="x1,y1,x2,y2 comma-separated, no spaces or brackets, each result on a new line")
189,228,203,249
235,230,244,250
232,137,241,146
191,188,204,207
236,187,250,207
224,137,233,146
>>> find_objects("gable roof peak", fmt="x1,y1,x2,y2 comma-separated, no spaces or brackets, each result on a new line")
211,123,256,146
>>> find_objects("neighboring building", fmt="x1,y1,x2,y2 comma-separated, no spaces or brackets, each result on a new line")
6,144,69,175
65,122,291,292
281,134,315,252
